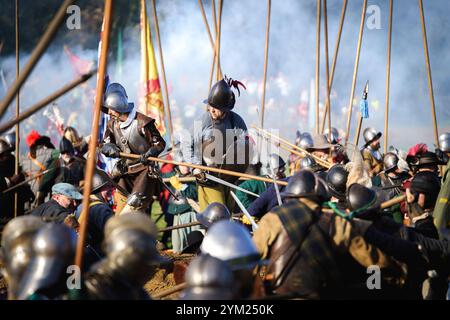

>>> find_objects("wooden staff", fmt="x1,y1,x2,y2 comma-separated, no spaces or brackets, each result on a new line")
151,0,174,149
158,221,202,233
197,0,215,50
354,114,363,147
215,0,224,81
0,0,74,120
384,0,393,154
321,0,347,134
322,0,331,141
14,0,20,218
315,0,321,134
152,282,187,299
119,152,288,186
259,0,271,130
344,0,367,146
75,0,112,269
208,0,222,90
252,125,332,169
0,70,96,134
418,0,439,148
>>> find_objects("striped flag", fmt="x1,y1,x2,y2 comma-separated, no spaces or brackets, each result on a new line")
139,0,166,135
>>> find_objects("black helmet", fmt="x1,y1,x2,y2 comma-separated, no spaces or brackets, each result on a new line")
326,165,349,201
204,79,236,111
0,139,13,155
383,152,399,173
281,170,330,203
346,183,378,212
91,171,112,194
299,156,322,172
196,202,231,228
59,137,74,155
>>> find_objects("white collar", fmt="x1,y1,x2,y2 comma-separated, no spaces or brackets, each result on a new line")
119,104,136,129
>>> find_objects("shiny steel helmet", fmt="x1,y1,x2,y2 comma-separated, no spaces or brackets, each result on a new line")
281,170,330,203
196,202,231,228
17,224,77,300
268,153,286,171
105,82,129,98
180,254,234,300
200,220,260,271
324,127,340,144
0,139,13,155
298,133,313,150
91,170,112,194
383,152,399,173
299,156,322,172
439,132,450,153
363,127,382,145
326,165,349,201
2,131,16,149
0,216,44,300
104,91,134,114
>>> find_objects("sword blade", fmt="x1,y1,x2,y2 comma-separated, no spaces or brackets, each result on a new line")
230,191,258,232
205,173,260,198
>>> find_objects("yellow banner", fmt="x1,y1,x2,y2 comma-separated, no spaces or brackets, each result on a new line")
140,0,166,135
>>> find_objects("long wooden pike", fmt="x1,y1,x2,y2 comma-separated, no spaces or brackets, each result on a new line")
75,0,113,270
118,152,288,186
315,0,321,134
384,0,393,154
14,0,20,218
320,0,347,134
158,221,202,233
344,0,367,146
152,282,187,299
252,125,332,169
418,0,440,149
0,0,75,120
259,0,271,130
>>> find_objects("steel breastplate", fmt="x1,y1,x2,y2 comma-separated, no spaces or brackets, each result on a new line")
113,119,151,155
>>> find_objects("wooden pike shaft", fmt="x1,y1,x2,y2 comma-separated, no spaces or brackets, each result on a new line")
260,0,271,130
215,0,224,81
197,0,215,50
344,0,367,146
322,0,331,141
119,152,288,186
321,0,347,134
354,114,363,147
75,0,113,269
418,0,439,148
151,0,174,148
380,195,406,209
384,0,393,154
252,126,332,169
14,0,20,218
0,70,96,135
315,0,321,135
0,0,75,120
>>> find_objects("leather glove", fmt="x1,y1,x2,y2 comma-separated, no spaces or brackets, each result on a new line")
101,143,121,158
193,168,206,182
140,147,159,166
8,173,24,186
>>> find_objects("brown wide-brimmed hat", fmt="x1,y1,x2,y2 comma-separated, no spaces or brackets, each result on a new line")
310,134,333,151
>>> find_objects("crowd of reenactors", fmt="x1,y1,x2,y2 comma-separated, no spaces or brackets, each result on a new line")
0,76,449,300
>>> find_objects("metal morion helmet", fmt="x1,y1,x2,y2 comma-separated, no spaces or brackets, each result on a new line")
0,216,45,300
324,127,340,144
17,224,77,300
346,183,378,212
196,202,231,228
383,152,399,173
203,77,246,111
105,82,128,98
439,132,450,152
104,91,133,114
91,170,112,194
363,127,382,145
59,137,75,155
2,131,16,149
0,138,13,155
268,153,286,171
326,164,349,201
180,254,235,300
299,156,322,172
281,170,330,203
299,132,314,150
201,220,260,271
